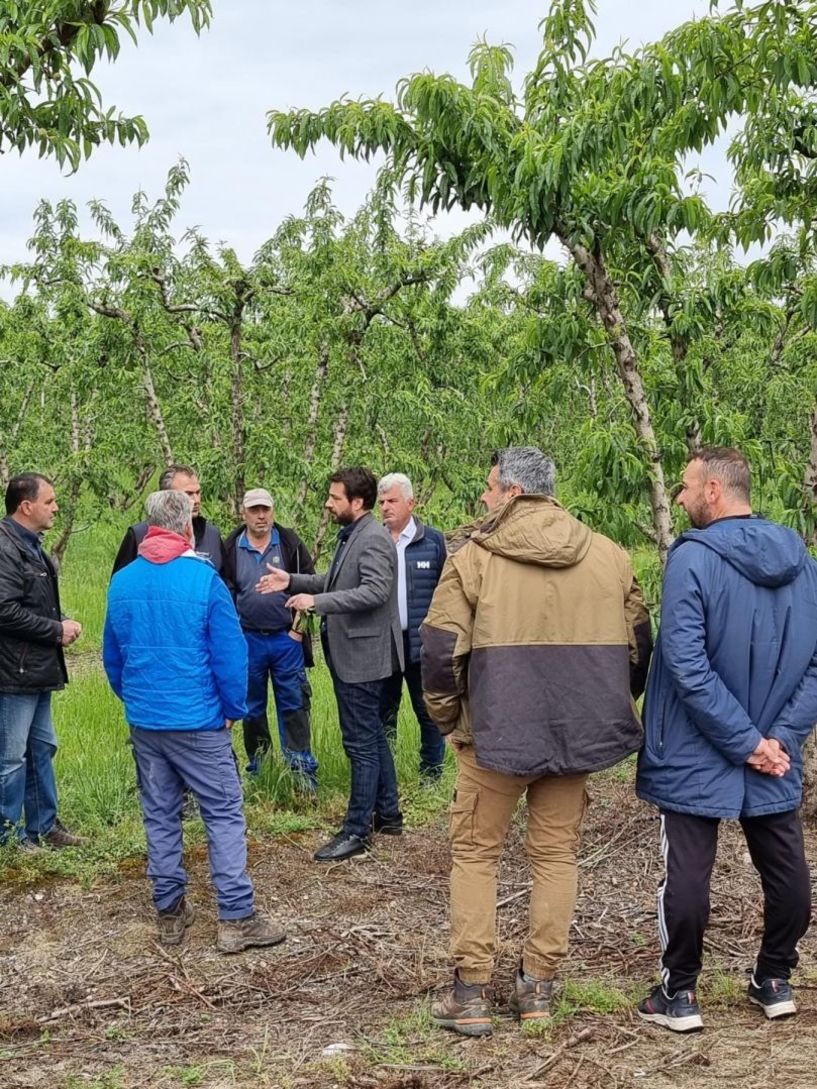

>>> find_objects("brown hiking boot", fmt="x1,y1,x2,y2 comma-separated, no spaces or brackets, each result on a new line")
509,970,553,1022
157,897,195,946
216,912,286,954
41,821,87,848
432,972,493,1037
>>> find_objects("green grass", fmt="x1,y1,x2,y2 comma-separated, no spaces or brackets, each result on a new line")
2,522,454,881
361,1003,467,1072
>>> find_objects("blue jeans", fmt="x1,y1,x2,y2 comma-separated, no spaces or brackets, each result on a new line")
0,691,58,843
331,671,401,839
381,636,445,778
130,727,254,919
244,630,317,778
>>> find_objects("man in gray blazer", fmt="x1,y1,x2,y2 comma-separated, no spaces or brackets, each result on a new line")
258,467,403,861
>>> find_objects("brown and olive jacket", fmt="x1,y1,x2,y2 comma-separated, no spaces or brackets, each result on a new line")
420,495,652,777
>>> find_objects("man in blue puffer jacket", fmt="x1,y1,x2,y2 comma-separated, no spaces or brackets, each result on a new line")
636,447,817,1033
104,489,286,955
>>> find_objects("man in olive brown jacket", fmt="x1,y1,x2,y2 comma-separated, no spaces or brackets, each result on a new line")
421,447,652,1036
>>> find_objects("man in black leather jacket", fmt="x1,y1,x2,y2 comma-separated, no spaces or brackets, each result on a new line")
0,473,85,850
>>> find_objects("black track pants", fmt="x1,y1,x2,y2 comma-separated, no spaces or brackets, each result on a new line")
657,808,811,993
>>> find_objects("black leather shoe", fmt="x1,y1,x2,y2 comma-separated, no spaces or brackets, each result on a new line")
313,832,369,862
372,813,403,836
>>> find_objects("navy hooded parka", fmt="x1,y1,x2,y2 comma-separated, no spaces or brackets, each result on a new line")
636,516,817,818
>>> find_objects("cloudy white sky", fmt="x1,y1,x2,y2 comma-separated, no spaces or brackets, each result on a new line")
1,1,715,275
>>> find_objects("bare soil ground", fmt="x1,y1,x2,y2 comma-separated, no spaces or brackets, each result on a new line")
2,777,816,1089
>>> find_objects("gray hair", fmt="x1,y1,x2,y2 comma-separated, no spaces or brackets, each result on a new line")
158,463,197,490
377,472,414,499
492,447,556,497
693,446,751,502
145,490,193,535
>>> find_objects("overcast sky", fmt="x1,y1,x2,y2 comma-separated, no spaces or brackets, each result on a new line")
1,1,715,278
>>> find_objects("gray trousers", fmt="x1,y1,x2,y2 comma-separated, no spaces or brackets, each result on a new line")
130,726,254,919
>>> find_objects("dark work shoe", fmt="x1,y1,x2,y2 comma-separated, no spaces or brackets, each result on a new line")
509,970,553,1022
748,975,797,1019
217,912,286,954
157,897,195,946
432,972,493,1037
41,821,87,848
313,832,369,862
372,813,403,836
637,984,703,1033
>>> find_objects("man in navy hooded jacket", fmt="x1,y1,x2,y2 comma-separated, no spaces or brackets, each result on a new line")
636,446,817,1033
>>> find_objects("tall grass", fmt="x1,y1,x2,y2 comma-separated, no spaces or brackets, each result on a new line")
4,523,454,877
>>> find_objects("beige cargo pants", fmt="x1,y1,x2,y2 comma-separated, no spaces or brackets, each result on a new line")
449,741,588,984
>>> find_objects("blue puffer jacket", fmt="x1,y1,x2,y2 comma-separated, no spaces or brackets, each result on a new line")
405,520,447,663
636,517,817,818
103,552,248,730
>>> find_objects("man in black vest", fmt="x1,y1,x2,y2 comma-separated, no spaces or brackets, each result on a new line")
111,464,224,577
0,473,85,850
377,473,447,783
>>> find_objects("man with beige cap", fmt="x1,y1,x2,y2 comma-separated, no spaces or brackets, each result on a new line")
223,488,318,789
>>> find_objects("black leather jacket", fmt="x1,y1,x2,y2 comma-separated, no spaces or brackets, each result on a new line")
0,520,67,693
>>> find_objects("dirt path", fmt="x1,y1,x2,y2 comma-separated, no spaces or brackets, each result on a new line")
1,780,816,1089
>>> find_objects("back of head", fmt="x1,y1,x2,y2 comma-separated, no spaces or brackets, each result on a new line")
492,447,556,496
692,446,751,504
330,466,378,510
146,490,192,535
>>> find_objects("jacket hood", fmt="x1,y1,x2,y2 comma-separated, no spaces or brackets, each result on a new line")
676,517,806,588
138,526,194,565
473,496,593,568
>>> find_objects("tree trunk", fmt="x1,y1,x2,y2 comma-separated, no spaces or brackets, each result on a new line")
645,233,702,456
0,380,37,490
312,405,349,563
296,345,330,508
141,356,173,467
229,314,246,519
568,237,675,564
51,391,84,565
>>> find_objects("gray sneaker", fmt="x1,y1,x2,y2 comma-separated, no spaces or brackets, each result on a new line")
216,913,286,954
157,897,195,946
17,837,45,855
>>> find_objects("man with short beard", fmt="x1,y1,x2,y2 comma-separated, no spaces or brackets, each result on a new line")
637,446,817,1032
258,468,402,862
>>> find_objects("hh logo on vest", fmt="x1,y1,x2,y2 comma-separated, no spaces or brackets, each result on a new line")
416,561,431,569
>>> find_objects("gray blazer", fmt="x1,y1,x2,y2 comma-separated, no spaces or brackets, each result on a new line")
289,512,403,684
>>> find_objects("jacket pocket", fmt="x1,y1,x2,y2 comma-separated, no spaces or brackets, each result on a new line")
346,626,379,639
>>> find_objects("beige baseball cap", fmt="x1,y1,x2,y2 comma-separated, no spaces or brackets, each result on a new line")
242,487,274,508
